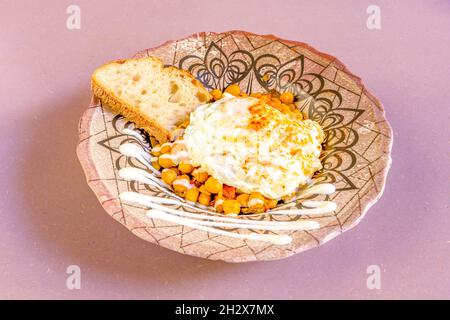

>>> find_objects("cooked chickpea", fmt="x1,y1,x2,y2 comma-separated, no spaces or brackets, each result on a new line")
236,194,250,207
172,175,190,193
192,169,209,183
225,84,240,96
161,168,177,185
198,184,210,195
151,145,161,156
171,141,186,155
249,192,265,209
211,89,223,101
205,177,223,194
280,92,294,104
223,199,241,215
160,143,172,154
158,154,176,168
179,174,190,180
198,192,211,206
178,162,194,174
215,203,224,213
185,187,200,202
151,160,161,171
265,198,278,209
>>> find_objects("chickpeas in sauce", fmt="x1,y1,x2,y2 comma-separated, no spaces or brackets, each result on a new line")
149,85,307,214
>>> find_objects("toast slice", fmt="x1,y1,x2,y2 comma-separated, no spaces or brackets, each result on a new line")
91,56,211,143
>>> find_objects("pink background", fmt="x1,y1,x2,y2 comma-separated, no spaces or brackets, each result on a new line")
1,0,449,299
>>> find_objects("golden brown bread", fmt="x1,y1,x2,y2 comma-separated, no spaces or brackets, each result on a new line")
91,56,211,143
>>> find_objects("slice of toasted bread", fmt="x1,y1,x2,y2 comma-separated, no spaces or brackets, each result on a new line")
91,56,211,143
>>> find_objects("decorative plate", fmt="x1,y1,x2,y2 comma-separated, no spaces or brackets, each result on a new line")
77,31,392,262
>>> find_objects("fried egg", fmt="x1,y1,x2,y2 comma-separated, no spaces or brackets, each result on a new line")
183,93,324,199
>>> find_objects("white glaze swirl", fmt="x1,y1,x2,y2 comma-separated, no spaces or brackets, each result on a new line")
119,136,336,245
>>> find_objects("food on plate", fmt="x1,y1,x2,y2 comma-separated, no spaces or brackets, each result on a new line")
91,57,211,143
147,88,324,215
183,93,324,200
92,57,325,215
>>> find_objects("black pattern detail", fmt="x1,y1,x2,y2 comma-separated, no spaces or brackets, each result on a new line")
179,42,254,90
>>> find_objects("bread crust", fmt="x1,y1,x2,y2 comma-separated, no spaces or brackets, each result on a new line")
91,56,211,143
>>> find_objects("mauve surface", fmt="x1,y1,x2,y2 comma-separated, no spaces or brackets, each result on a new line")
0,0,449,299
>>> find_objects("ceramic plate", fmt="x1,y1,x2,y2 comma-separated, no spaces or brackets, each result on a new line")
77,31,392,262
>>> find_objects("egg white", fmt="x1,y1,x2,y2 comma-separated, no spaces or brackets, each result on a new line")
183,93,324,199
